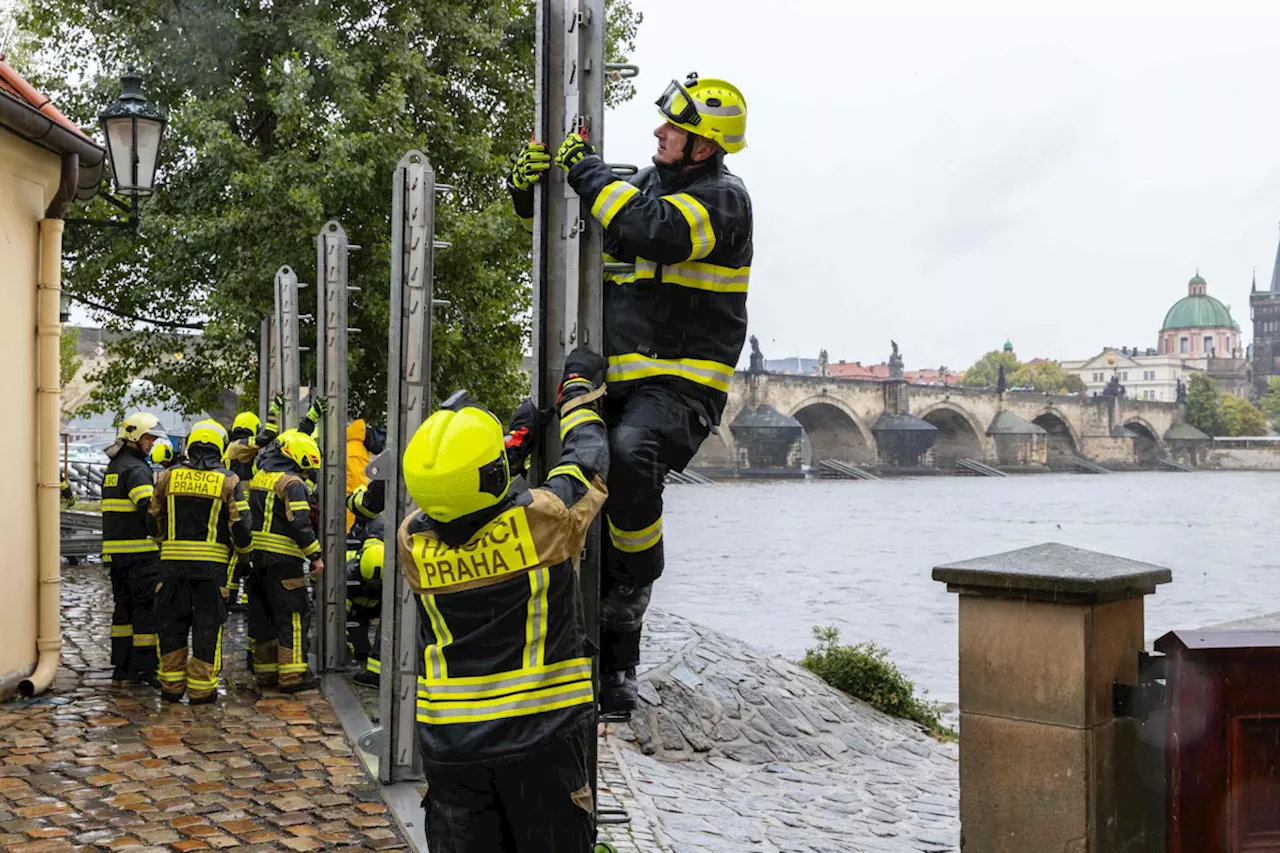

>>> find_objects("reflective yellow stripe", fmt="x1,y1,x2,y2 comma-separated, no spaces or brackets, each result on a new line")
254,662,279,673
129,484,154,504
606,353,734,393
158,669,186,683
590,180,640,228
367,657,382,675
161,541,231,562
205,499,220,546
110,624,133,638
415,680,594,725
663,192,716,260
417,658,592,699
103,538,159,555
546,463,592,491
187,678,218,689
234,500,250,513
558,409,603,442
608,515,663,554
132,633,158,647
252,531,305,558
102,498,137,513
420,594,452,680
302,539,320,557
519,214,534,233
287,501,311,513
525,569,550,669
655,259,749,293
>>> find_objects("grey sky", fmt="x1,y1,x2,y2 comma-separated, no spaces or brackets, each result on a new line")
605,0,1280,370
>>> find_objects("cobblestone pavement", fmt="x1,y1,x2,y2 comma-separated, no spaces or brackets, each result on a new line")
0,563,407,853
605,609,960,853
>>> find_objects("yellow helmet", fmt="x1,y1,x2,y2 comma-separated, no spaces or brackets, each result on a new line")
277,429,321,471
360,539,384,584
187,419,229,454
150,441,174,466
232,411,260,435
656,73,747,154
118,412,167,442
402,391,509,523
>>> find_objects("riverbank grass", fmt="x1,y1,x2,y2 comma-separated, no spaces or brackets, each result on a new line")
802,626,957,741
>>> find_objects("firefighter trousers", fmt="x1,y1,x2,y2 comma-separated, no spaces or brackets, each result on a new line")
346,603,381,676
109,557,162,679
157,577,228,701
253,555,312,688
245,567,276,685
423,718,594,853
601,385,709,671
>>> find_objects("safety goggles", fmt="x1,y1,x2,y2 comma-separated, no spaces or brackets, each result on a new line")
656,79,701,127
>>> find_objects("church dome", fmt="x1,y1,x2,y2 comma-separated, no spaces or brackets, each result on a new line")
1161,275,1239,332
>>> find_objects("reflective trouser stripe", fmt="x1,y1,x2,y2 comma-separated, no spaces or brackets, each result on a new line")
367,657,381,675
607,515,663,554
132,633,158,647
415,680,594,725
280,614,307,673
606,353,734,393
110,624,133,638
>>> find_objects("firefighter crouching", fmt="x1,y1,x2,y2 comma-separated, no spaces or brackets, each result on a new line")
345,532,384,688
248,429,325,692
147,420,252,704
103,412,168,686
400,348,608,853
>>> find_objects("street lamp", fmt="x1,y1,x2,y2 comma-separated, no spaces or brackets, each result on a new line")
65,67,167,231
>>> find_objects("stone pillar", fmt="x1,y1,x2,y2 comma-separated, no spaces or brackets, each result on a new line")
933,543,1171,853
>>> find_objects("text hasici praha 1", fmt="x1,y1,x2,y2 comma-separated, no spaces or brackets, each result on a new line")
412,508,541,591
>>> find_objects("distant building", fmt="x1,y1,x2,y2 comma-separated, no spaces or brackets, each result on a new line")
1251,235,1280,394
1158,274,1242,358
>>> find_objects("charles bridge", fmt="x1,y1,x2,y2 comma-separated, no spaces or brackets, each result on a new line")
690,370,1194,476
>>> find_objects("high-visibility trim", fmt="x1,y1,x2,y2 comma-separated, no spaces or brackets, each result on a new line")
161,541,231,562
292,614,302,666
187,677,218,689
132,633,158,648
303,539,321,557
526,569,550,669
519,214,534,234
279,662,309,673
656,260,749,293
367,657,381,675
253,662,280,673
234,543,252,557
558,409,603,442
590,181,641,228
252,530,306,558
205,500,220,547
129,484,154,504
416,658,593,699
415,680,594,725
607,515,663,554
158,669,186,683
102,498,137,513
663,193,716,261
110,624,133,638
606,353,735,393
287,501,311,513
420,594,453,680
103,538,159,555
234,500,250,513
213,626,223,679
546,463,592,491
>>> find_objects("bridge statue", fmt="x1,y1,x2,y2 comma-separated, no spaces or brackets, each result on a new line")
888,340,904,381
818,349,830,377
748,334,765,374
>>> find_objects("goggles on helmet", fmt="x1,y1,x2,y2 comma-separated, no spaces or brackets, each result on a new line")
656,79,701,127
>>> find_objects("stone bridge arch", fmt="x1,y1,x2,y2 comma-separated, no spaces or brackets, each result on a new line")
1123,417,1162,466
1032,407,1080,467
787,395,875,464
916,401,989,467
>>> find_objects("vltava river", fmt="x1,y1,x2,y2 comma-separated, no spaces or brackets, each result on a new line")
659,472,1278,707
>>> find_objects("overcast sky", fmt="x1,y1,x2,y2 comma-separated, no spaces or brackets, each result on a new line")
604,0,1280,370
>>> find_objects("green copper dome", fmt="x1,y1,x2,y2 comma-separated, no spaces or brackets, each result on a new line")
1161,293,1239,331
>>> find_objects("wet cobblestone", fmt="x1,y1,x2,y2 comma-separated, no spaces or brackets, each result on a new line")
2,563,406,852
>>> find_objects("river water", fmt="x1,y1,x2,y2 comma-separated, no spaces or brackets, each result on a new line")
657,471,1278,707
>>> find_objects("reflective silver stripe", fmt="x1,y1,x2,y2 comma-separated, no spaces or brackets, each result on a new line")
663,193,714,259
607,355,735,392
590,181,640,228
420,660,593,697
526,568,548,669
659,261,750,293
416,682,594,721
721,133,745,144
698,103,743,117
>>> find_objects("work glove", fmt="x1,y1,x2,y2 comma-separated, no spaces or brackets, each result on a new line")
504,398,555,475
510,140,552,190
558,347,608,414
269,393,285,418
307,396,329,423
555,131,595,173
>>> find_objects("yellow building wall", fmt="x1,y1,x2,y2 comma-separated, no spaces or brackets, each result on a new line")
0,131,59,695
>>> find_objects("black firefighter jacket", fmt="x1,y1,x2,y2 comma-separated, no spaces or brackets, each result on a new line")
102,443,158,565
147,446,253,583
247,444,321,564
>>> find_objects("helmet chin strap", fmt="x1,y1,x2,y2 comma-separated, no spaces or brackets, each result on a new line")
679,132,699,166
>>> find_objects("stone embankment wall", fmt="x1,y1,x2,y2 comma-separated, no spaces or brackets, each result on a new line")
1199,441,1280,470
613,609,959,852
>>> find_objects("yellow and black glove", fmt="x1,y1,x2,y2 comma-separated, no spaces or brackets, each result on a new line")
511,140,552,190
555,132,595,173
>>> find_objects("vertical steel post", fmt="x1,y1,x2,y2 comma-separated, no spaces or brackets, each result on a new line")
274,265,302,429
258,317,270,424
380,150,437,782
315,221,351,673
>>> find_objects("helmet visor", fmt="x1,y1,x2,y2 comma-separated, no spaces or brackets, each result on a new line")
656,80,701,127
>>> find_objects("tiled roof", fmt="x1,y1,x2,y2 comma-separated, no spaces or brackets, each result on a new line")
0,53,94,142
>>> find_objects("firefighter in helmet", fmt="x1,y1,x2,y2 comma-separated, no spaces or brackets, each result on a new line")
508,74,752,712
345,531,384,688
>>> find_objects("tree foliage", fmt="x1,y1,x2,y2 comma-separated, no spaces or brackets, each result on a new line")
15,0,641,421
961,350,1079,394
1217,393,1267,437
59,325,82,390
1185,373,1220,436
960,350,1021,389
1260,376,1280,430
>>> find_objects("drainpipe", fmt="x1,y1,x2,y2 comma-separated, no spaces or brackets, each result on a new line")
19,154,76,697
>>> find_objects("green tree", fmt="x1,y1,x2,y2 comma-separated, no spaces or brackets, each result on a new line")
1009,360,1076,394
15,0,641,420
1062,374,1087,394
1260,376,1280,430
1185,373,1221,436
59,325,82,390
1217,393,1267,437
960,349,1022,388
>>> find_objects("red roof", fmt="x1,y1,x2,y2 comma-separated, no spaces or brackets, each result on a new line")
0,54,94,142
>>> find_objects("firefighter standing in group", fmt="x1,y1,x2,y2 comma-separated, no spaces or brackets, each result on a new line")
102,412,169,685
399,348,610,853
247,428,325,692
508,73,753,712
147,420,252,704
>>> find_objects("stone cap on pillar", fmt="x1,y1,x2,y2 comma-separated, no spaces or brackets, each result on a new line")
933,542,1172,605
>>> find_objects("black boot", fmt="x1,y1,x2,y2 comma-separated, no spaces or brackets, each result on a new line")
280,671,320,694
353,670,380,688
599,668,638,715
188,693,218,706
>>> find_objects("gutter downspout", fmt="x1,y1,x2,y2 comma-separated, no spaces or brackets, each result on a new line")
19,153,77,697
